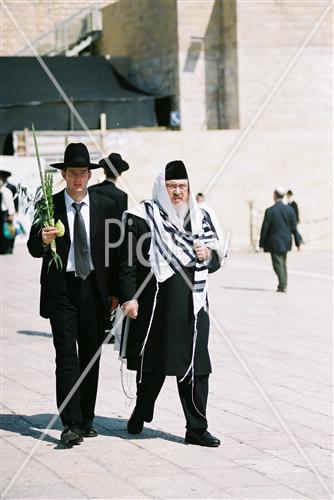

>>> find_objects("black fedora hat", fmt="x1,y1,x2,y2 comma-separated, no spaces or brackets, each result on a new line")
50,143,100,170
99,152,129,177
0,170,12,179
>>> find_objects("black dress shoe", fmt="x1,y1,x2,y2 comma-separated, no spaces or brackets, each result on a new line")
82,420,98,438
185,429,221,447
127,408,144,434
277,287,287,293
61,422,83,446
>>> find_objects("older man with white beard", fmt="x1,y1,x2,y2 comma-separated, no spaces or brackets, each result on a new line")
118,160,223,447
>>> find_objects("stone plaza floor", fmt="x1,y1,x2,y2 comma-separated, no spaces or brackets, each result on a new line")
1,243,333,499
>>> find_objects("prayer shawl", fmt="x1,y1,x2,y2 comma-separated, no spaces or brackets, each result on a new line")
124,168,224,381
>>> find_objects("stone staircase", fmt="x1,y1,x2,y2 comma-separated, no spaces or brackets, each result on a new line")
15,5,102,57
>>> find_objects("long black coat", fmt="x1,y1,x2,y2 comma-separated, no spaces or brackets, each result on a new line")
260,200,301,254
27,189,119,319
119,214,220,376
89,180,128,221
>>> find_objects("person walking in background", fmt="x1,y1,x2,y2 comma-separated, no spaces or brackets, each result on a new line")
0,170,16,255
90,152,130,342
27,143,119,446
0,169,18,254
286,190,300,223
90,152,129,220
286,189,304,243
260,187,301,293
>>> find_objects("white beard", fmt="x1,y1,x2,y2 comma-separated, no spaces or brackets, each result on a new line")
174,201,189,222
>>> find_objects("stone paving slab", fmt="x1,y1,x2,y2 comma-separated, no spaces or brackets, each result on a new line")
1,244,333,499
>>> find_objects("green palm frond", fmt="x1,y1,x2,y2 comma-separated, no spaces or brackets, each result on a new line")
32,124,63,272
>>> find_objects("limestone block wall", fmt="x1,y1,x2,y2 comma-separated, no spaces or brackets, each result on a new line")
176,0,238,130
1,0,112,56
95,0,178,97
177,0,215,130
236,0,332,130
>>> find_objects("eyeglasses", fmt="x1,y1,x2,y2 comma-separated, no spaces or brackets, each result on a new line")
165,183,188,192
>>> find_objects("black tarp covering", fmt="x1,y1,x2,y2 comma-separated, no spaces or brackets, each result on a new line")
0,57,158,133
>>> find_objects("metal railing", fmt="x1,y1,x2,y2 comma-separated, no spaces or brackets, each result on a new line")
16,5,102,56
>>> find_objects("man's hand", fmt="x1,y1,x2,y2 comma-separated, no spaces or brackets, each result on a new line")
194,243,212,261
297,245,301,252
122,300,138,319
42,226,59,245
110,296,119,311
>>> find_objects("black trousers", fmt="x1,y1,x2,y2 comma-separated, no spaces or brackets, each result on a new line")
270,252,287,290
135,371,209,430
49,271,105,425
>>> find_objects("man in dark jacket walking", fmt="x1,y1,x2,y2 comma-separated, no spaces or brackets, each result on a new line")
89,152,129,221
260,187,301,292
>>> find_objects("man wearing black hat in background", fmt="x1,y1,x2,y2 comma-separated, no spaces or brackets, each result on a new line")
0,170,16,254
90,152,129,221
27,143,119,446
90,153,129,341
0,170,19,254
119,160,223,447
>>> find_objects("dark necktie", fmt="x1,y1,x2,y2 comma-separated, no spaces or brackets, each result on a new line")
72,202,91,280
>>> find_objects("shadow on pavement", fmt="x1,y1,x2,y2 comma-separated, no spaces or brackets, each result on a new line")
1,413,184,446
96,416,184,444
17,330,52,338
1,413,61,445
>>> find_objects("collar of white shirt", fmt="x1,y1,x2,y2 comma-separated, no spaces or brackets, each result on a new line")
64,189,90,210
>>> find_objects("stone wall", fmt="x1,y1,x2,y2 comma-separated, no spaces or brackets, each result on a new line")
177,0,238,130
236,0,332,130
95,0,178,97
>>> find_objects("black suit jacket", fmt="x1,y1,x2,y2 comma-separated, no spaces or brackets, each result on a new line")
260,201,301,254
289,200,299,223
27,190,119,318
89,180,128,221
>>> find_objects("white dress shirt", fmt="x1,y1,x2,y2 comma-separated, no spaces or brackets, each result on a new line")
64,190,94,273
0,185,15,215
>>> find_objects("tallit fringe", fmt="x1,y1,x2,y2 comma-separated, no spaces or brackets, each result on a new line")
138,281,160,384
179,313,199,383
120,359,136,401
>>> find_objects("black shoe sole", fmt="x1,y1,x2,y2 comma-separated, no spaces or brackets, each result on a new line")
61,436,83,447
82,430,98,438
61,432,83,446
185,437,220,447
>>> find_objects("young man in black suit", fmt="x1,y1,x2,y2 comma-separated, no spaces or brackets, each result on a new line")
27,143,119,446
260,187,301,292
